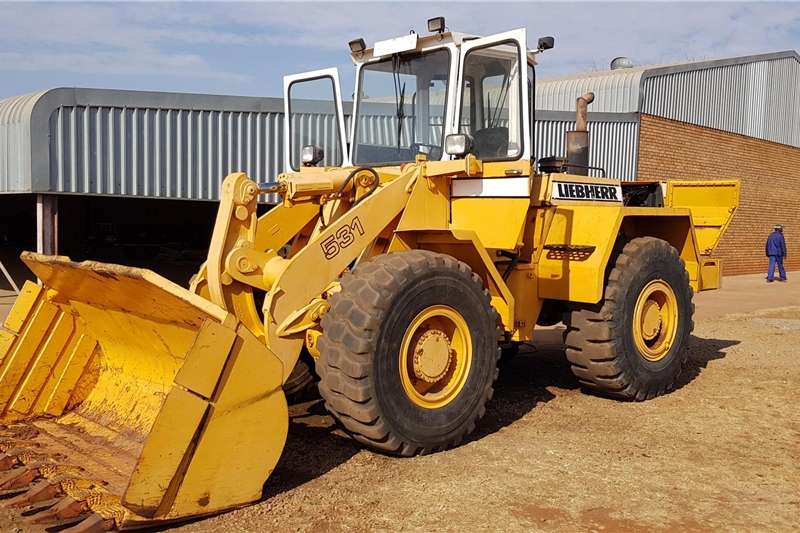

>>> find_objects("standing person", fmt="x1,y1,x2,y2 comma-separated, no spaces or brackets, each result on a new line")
765,224,787,282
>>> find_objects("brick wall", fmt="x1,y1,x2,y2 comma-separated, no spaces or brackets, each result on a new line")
637,114,800,276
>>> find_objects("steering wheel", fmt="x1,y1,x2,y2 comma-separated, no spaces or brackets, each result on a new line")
472,127,509,159
411,142,443,161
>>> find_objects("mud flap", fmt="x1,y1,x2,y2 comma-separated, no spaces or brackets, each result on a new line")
0,253,288,529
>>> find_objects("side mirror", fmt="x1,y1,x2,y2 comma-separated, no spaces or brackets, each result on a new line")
537,36,555,51
301,145,325,167
445,134,474,158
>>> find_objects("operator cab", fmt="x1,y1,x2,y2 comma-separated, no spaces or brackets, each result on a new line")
283,20,548,171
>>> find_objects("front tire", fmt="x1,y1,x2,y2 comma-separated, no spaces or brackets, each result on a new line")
316,250,500,456
564,237,694,400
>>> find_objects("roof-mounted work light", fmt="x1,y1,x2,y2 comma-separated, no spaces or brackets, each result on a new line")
427,17,445,34
349,38,366,53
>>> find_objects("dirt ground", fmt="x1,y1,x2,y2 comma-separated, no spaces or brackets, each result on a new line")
0,273,798,532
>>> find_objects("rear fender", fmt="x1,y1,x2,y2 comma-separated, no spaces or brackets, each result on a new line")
537,206,708,304
619,211,705,291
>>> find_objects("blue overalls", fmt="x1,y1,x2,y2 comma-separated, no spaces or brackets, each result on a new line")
765,231,787,281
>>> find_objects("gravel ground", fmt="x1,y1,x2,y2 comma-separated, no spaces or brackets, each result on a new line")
1,274,798,532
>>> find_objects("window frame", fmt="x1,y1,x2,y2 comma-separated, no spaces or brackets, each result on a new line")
454,29,530,163
350,43,457,167
282,67,350,172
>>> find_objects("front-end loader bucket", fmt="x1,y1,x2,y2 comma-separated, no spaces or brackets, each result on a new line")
0,252,288,530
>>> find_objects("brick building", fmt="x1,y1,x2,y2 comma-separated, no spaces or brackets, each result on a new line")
537,51,800,275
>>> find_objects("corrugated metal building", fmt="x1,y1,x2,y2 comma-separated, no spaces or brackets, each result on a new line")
537,50,800,147
0,86,635,285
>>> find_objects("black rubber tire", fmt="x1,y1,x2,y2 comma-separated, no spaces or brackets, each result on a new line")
316,250,500,456
283,353,318,404
564,237,694,400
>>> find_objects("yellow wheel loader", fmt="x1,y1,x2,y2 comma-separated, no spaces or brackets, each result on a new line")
0,21,738,531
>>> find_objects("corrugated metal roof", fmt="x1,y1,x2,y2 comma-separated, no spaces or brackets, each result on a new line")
0,90,48,193
537,50,800,147
0,88,298,200
537,68,644,112
642,56,800,146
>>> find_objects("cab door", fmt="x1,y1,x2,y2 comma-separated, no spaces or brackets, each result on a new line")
449,29,532,253
453,29,531,162
283,68,350,171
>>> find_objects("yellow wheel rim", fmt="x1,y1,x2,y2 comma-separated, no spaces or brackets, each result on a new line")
632,280,679,362
399,305,472,409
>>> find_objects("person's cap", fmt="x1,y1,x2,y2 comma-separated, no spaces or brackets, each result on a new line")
774,224,784,230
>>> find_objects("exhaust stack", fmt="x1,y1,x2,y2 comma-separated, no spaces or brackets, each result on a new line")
566,92,595,175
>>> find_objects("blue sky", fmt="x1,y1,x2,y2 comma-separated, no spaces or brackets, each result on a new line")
0,1,798,100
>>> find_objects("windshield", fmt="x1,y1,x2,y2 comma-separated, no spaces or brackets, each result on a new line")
352,48,451,166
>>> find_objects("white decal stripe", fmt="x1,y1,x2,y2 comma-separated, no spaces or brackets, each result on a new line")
451,177,530,198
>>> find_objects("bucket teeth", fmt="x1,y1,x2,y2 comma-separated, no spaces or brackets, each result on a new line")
62,512,116,533
26,495,89,524
7,478,65,507
2,468,125,529
0,483,35,498
0,455,20,471
38,512,94,531
0,447,51,476
20,495,62,516
0,463,41,490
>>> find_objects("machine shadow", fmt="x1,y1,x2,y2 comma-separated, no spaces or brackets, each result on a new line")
468,339,579,442
267,331,583,496
264,399,360,498
674,334,740,390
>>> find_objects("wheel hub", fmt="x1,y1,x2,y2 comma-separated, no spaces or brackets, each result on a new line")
632,279,679,362
399,305,473,409
413,330,454,383
640,300,662,340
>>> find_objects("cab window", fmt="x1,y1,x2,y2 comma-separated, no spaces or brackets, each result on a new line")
459,41,523,160
287,76,344,170
353,49,451,166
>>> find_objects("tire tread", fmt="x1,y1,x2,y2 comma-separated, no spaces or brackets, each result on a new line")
564,237,695,400
317,250,500,456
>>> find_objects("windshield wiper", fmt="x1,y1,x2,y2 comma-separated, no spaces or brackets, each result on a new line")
392,55,406,151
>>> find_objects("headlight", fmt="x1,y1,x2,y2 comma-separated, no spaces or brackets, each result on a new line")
444,134,473,158
301,145,325,166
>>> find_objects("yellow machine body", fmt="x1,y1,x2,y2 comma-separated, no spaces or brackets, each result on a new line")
0,158,738,529
0,23,741,530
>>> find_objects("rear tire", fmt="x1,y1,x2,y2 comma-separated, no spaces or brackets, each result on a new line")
564,237,694,400
316,250,500,456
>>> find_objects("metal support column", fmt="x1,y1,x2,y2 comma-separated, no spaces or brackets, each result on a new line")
36,194,58,255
